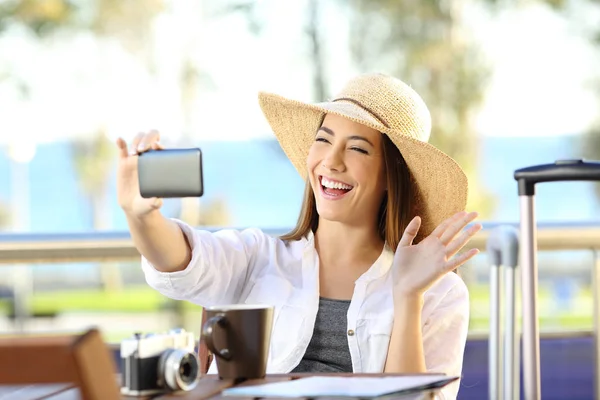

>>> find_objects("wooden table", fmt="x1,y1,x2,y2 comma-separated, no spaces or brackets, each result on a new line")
0,374,441,400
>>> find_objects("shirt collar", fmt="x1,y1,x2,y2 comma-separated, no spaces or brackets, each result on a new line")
356,243,395,283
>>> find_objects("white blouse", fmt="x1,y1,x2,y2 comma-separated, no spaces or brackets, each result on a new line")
141,219,470,400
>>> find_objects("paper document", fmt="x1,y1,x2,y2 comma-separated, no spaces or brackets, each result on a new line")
222,375,458,398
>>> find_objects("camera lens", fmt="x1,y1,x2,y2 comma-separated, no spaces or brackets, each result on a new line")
178,354,199,385
161,349,200,391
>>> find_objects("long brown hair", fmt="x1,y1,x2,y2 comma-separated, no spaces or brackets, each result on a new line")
280,134,415,249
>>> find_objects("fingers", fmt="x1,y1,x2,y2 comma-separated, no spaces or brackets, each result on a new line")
445,222,482,258
151,141,165,150
445,248,479,271
429,211,466,239
116,137,129,158
137,129,161,153
439,211,479,245
129,132,145,155
398,216,421,248
124,130,162,156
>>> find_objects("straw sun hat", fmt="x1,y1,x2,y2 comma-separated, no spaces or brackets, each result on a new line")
258,73,468,238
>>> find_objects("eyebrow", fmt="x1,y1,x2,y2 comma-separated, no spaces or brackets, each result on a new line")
318,126,374,147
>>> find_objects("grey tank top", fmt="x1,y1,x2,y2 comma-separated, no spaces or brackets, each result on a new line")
291,297,353,373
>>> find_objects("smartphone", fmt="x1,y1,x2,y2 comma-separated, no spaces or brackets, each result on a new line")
138,148,204,198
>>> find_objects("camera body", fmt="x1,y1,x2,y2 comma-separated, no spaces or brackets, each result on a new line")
120,328,200,396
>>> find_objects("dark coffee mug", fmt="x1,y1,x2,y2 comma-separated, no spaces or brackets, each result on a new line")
201,304,274,380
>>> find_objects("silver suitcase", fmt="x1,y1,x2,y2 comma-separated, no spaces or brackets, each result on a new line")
489,159,600,400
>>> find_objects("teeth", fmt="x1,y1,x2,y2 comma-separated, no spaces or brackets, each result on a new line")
321,177,353,190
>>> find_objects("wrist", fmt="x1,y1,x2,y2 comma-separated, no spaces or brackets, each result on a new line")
393,291,424,310
125,208,162,227
394,285,425,301
392,293,424,330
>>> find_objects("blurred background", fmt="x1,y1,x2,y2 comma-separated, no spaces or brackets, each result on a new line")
0,0,600,397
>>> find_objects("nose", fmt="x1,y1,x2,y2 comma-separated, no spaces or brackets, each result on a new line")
322,146,346,172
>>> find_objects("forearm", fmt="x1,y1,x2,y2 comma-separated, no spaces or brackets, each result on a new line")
126,210,191,272
384,295,427,373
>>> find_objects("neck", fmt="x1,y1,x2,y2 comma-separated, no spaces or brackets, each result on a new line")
314,218,385,273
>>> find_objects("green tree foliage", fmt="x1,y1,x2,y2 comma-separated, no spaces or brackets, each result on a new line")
0,0,76,36
566,1,600,200
69,128,114,228
69,129,121,291
343,0,496,217
0,0,165,39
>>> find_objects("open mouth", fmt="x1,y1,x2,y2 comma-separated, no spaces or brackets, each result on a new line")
319,175,354,198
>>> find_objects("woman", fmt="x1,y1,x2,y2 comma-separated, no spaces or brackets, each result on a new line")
116,73,481,400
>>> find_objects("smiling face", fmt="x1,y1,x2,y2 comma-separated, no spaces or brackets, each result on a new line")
306,113,388,226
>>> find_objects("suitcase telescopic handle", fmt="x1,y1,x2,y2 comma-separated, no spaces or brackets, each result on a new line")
513,158,600,400
487,225,519,269
514,159,600,196
487,226,520,400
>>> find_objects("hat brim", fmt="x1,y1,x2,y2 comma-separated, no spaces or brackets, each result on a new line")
258,91,469,239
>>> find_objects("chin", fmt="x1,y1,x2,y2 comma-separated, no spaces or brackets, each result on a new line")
315,203,348,224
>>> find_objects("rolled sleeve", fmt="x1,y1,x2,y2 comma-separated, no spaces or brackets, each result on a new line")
422,278,470,400
141,219,266,306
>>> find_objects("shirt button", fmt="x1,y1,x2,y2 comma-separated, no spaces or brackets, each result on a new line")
347,329,355,336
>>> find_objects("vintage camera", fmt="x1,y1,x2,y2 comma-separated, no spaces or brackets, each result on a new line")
120,328,200,396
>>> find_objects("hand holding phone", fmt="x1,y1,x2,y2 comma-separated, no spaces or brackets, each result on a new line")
115,133,204,219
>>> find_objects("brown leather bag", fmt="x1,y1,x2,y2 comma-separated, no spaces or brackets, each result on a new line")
198,308,213,374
